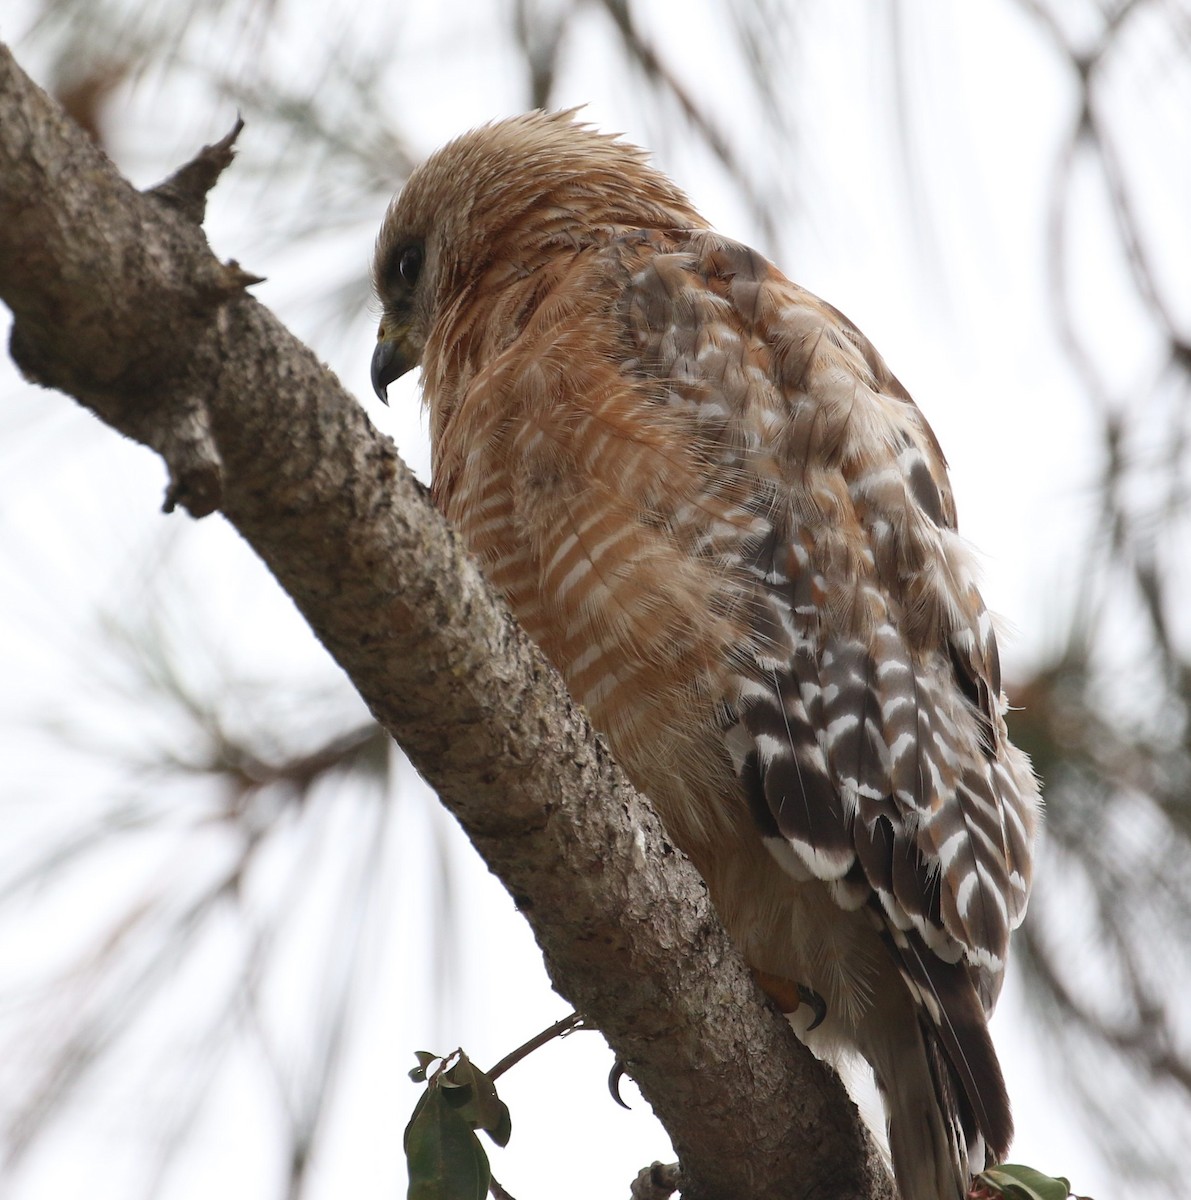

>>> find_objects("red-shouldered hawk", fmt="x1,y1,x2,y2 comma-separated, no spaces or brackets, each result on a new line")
371,111,1039,1200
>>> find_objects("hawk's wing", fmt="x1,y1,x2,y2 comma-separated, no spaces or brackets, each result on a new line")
615,227,1039,1157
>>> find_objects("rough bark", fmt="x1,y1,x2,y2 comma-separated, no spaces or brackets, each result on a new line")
0,43,893,1200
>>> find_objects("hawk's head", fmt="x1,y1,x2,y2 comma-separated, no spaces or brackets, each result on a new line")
369,109,703,402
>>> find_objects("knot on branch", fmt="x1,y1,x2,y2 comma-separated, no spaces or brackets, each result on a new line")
205,258,266,296
150,391,224,518
147,116,245,226
631,1162,681,1200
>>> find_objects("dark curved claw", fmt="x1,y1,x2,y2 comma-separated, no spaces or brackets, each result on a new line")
798,983,827,1032
608,1059,632,1110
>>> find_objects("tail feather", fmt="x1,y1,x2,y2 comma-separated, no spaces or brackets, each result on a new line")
872,1027,967,1200
889,930,1013,1162
857,933,1010,1200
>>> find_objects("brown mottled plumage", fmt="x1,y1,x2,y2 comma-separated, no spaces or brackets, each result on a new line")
371,111,1040,1200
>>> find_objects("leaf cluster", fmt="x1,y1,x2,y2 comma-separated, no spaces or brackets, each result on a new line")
973,1163,1090,1200
405,1052,513,1200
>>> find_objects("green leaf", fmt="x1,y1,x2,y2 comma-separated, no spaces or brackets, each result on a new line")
437,1055,512,1146
483,1099,513,1149
977,1163,1073,1200
409,1051,440,1083
403,1090,430,1153
467,1063,513,1148
441,1060,475,1099
404,1088,490,1200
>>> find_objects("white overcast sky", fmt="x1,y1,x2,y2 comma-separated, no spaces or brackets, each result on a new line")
3,1,1179,1198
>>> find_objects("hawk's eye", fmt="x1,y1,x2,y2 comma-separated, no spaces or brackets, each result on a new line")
397,243,423,288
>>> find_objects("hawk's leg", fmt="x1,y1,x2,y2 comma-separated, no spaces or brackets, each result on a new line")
751,968,827,1031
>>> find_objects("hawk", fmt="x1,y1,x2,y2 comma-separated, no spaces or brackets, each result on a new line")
371,111,1039,1200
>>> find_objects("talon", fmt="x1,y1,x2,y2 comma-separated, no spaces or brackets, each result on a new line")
608,1059,632,1109
798,983,827,1031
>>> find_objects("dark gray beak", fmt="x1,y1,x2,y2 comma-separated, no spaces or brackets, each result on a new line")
371,338,402,404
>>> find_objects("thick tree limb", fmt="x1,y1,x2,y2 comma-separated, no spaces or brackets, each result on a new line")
0,43,892,1200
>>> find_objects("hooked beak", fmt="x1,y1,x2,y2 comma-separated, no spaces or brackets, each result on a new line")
370,328,417,403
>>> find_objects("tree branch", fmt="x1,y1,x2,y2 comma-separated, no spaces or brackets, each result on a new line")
0,43,891,1200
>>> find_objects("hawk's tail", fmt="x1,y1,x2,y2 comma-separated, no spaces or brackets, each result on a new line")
857,950,1010,1200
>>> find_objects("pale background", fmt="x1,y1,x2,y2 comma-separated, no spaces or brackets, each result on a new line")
3,2,1188,1198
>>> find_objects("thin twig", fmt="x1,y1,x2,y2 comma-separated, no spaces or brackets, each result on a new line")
486,1012,584,1082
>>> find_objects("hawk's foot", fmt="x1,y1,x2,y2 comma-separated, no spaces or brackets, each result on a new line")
751,968,827,1031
